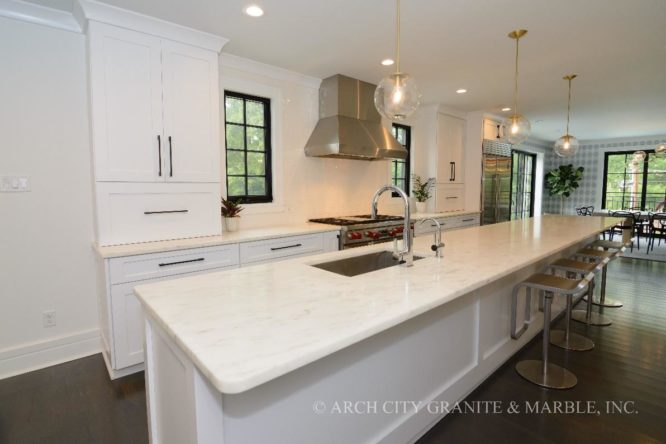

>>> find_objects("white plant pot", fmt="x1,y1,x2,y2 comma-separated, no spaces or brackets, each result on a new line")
416,202,427,213
224,217,240,232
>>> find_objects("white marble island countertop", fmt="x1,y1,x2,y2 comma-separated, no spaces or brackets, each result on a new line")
134,215,620,395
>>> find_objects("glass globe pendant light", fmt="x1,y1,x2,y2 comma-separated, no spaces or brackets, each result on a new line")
374,0,421,121
554,74,580,157
501,30,531,145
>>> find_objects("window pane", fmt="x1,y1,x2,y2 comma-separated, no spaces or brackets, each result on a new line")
225,97,244,124
396,161,405,178
395,179,406,192
226,124,244,149
246,127,265,151
247,152,265,176
246,100,265,127
247,177,266,195
227,151,245,175
228,176,246,196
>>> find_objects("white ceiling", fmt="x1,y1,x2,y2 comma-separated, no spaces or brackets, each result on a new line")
31,0,666,141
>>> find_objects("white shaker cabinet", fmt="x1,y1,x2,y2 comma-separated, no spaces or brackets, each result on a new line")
436,113,465,184
88,22,220,184
88,23,164,182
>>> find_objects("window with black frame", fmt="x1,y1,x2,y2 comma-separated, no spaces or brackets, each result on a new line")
390,123,411,196
224,91,273,203
510,150,536,220
602,151,666,211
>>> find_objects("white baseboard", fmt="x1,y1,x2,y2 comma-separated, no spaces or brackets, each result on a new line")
0,328,101,379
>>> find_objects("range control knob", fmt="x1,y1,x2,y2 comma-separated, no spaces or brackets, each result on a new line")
366,231,381,240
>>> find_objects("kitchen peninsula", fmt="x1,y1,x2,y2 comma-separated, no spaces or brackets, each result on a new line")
135,215,619,444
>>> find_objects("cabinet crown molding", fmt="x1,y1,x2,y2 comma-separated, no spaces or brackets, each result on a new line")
76,0,228,52
0,0,81,32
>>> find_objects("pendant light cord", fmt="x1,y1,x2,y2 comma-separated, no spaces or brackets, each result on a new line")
395,0,401,74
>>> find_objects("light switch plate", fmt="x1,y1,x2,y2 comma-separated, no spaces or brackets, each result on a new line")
0,176,31,192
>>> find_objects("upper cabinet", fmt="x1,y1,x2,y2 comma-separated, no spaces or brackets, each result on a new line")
483,118,502,141
88,22,220,183
436,113,465,184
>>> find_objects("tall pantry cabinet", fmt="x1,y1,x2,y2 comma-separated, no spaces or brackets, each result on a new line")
81,2,227,246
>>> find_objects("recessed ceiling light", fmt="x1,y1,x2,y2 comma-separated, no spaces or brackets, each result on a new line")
381,59,395,66
244,5,264,17
501,107,511,112
456,89,467,94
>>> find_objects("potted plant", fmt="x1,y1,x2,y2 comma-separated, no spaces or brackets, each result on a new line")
221,198,243,232
412,174,435,213
544,164,584,214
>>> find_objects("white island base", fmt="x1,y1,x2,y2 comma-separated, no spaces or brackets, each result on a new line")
139,219,613,444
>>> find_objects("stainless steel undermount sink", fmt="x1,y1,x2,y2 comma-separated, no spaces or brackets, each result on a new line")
311,250,425,277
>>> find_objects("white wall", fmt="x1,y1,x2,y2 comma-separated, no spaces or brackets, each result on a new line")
218,56,415,228
0,17,99,378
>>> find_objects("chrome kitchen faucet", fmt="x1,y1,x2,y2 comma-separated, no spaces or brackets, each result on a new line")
371,185,413,266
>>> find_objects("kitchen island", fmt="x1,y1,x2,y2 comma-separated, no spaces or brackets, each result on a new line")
135,215,619,444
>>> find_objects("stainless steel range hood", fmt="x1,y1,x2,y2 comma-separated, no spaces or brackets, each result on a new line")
304,74,407,160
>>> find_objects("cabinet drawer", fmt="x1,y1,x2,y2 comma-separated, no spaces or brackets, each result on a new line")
240,234,324,265
447,214,480,229
96,183,221,246
109,244,239,284
435,184,465,212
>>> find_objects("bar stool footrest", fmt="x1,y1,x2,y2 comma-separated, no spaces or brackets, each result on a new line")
582,295,623,308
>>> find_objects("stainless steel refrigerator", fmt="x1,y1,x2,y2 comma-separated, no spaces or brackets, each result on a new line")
482,140,513,225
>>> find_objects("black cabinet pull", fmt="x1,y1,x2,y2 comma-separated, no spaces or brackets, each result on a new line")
462,218,474,222
450,162,454,181
446,196,458,200
144,210,189,215
452,162,456,181
157,135,162,177
168,136,173,177
270,243,302,251
431,223,445,227
158,257,205,267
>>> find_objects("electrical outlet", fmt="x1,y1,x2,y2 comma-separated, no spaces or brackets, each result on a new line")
42,310,56,328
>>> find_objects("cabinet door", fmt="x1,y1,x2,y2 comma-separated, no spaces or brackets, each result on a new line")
161,41,220,183
110,281,146,369
437,114,465,183
435,184,465,212
89,22,164,182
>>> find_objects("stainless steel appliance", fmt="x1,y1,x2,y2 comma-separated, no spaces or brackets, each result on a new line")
309,215,413,250
304,74,407,160
482,140,513,225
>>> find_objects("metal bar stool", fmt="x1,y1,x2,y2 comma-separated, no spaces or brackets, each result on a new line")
547,258,604,351
571,248,615,326
584,240,627,308
513,272,593,389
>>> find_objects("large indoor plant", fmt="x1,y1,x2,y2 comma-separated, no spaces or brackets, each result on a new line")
221,198,244,232
412,174,435,213
544,164,584,214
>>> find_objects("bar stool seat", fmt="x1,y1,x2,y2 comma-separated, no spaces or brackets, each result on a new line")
571,248,617,325
585,240,627,308
513,272,593,389
547,258,598,351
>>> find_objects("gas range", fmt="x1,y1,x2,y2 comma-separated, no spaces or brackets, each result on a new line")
309,214,413,249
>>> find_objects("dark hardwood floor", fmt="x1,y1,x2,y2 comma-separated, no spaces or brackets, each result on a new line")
0,258,664,444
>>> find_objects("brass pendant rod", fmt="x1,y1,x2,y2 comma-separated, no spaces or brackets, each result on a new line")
514,37,519,115
563,74,577,137
395,0,401,74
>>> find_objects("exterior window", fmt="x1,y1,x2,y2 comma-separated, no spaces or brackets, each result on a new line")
224,91,272,203
510,150,536,220
602,151,666,210
390,123,411,196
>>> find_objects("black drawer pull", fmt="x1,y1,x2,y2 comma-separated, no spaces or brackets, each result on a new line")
157,135,162,177
270,243,302,251
144,210,189,215
446,196,458,200
431,223,445,227
158,257,205,267
462,218,474,222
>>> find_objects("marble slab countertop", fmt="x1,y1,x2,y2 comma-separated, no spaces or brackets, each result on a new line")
95,223,341,259
135,215,620,395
